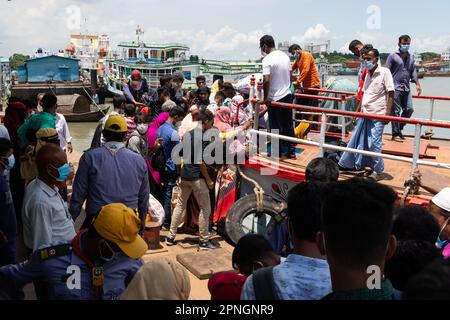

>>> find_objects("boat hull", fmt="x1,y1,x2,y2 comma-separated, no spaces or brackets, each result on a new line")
61,106,110,122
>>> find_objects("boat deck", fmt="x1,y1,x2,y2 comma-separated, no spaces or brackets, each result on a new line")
249,134,450,200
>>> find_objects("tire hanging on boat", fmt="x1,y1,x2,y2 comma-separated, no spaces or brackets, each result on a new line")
224,194,282,246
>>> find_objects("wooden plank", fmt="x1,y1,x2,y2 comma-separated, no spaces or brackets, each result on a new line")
176,249,234,280
382,138,430,158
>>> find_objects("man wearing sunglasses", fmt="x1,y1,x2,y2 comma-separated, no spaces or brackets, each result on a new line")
0,203,146,300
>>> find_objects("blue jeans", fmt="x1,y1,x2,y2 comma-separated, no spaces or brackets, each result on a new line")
162,173,177,228
339,118,385,173
268,94,295,155
392,91,413,136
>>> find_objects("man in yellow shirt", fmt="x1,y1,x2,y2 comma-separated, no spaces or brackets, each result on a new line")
289,44,321,127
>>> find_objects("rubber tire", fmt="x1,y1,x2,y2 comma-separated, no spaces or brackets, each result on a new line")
225,194,281,246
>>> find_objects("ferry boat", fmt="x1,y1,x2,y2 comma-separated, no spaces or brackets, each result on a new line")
222,87,450,245
105,32,262,93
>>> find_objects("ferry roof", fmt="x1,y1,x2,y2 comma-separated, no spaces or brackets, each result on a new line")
118,42,189,51
25,55,80,62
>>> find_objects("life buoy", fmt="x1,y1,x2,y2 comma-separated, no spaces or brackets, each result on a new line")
224,194,284,246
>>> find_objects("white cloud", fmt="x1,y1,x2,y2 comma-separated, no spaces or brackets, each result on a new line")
292,24,330,44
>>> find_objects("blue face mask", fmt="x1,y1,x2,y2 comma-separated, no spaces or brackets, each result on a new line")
365,60,376,70
1,155,15,176
50,163,70,182
436,216,450,249
400,44,410,52
293,53,300,60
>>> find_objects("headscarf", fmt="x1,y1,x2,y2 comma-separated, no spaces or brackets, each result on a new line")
4,101,27,140
230,95,249,126
121,257,191,300
146,112,170,185
214,107,232,133
35,128,59,153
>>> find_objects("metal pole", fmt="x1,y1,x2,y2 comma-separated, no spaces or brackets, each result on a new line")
340,97,346,142
426,99,435,135
319,112,327,157
412,124,422,174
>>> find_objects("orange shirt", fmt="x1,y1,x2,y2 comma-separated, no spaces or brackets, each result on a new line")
291,51,321,89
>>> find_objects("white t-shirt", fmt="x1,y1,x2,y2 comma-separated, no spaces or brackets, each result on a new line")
362,66,395,115
262,50,292,102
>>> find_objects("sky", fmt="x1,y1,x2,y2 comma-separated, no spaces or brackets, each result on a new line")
0,0,449,60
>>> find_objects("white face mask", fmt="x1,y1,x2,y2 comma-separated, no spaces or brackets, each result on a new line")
137,124,148,135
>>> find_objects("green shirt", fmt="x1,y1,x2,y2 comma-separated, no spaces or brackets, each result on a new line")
18,112,56,147
322,279,395,300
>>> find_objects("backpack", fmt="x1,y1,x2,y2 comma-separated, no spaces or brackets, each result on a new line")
252,267,279,300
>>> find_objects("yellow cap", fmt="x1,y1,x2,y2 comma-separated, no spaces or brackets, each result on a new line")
93,203,148,259
104,115,128,133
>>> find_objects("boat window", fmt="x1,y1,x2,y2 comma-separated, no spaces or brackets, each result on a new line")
183,71,192,81
129,49,137,58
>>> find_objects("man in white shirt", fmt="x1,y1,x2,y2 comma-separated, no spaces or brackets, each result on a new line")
339,48,395,181
260,35,295,159
22,143,76,252
54,113,73,153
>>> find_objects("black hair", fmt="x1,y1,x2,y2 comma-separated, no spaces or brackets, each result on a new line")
198,109,214,123
113,94,126,109
349,39,363,51
259,35,275,49
399,35,411,43
305,158,339,183
232,234,276,276
22,99,35,110
0,138,13,157
367,48,380,58
197,86,211,95
103,130,127,142
124,104,137,117
169,105,186,119
157,87,170,97
172,72,184,83
321,178,397,268
159,75,173,87
288,44,302,53
215,91,226,99
134,112,147,124
288,182,324,242
221,82,235,91
196,75,206,82
360,44,374,56
403,258,450,300
41,93,57,111
385,240,441,291
392,206,441,244
8,96,21,103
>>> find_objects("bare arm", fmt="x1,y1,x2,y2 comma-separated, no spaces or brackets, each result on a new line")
263,75,270,104
386,91,394,117
199,163,213,189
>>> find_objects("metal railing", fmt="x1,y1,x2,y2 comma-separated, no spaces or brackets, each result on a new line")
263,101,450,176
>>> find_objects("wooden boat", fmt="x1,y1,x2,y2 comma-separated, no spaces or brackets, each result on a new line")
56,94,109,122
62,106,110,122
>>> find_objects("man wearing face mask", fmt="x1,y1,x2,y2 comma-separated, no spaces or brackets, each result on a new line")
70,115,149,230
21,143,76,300
386,35,422,142
429,188,450,259
260,35,296,159
122,70,149,110
0,138,17,267
157,106,187,229
0,203,146,300
339,48,395,181
22,143,75,253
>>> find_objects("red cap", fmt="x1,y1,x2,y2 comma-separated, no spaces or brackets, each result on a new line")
208,272,247,301
131,69,142,82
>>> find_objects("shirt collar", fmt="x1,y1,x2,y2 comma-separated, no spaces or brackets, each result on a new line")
36,178,59,197
285,254,329,267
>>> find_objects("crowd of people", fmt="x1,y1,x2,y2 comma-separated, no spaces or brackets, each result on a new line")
0,33,448,301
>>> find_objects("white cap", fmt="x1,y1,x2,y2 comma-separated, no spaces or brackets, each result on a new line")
432,187,450,212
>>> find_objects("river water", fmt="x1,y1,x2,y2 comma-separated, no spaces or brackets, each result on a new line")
68,77,450,153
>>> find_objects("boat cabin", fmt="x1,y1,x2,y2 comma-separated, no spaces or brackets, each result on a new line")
18,55,80,83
